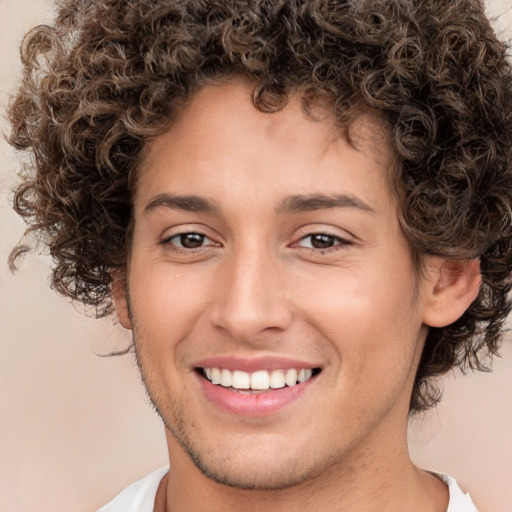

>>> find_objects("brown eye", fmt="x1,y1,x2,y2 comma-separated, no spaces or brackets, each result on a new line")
309,234,336,249
295,232,352,251
164,232,211,248
180,233,205,248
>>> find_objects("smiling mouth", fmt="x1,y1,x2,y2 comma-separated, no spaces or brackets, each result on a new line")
197,367,322,393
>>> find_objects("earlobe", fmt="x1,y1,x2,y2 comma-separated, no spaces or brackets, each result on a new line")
111,270,132,330
422,258,481,328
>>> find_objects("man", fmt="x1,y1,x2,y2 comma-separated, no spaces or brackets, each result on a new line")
7,0,512,510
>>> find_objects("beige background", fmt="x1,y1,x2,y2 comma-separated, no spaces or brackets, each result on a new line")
0,1,511,511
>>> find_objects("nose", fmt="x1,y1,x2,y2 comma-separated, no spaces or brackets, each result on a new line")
209,248,293,343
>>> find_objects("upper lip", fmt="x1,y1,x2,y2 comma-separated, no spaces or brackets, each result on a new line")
193,355,322,372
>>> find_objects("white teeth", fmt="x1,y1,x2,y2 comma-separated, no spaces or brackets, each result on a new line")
269,369,285,389
285,369,298,387
211,367,221,385
202,367,316,390
220,369,232,387
251,370,270,390
232,370,250,389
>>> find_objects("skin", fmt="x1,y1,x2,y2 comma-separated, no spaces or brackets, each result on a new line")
113,80,481,511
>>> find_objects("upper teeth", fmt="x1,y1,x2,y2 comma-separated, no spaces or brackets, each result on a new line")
203,368,313,390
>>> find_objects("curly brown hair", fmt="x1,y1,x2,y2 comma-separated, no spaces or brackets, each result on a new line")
7,0,512,412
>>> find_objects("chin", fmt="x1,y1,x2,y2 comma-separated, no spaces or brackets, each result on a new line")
163,414,329,491
184,446,323,491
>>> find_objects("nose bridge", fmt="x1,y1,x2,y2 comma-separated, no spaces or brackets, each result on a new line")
210,240,292,341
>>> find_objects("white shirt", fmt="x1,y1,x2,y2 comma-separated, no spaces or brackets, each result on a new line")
97,467,478,512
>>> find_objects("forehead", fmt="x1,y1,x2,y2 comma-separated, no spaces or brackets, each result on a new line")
145,78,391,151
136,80,396,210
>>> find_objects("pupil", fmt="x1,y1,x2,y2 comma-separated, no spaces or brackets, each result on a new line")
181,233,204,248
311,234,334,249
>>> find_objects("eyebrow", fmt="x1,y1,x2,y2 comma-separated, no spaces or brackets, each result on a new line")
143,192,374,216
144,193,220,214
278,194,375,214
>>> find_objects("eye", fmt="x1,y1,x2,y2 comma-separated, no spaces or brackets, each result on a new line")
296,233,350,250
164,232,215,249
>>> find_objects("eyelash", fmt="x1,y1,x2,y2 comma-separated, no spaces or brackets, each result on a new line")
161,231,352,253
293,232,353,252
161,232,217,250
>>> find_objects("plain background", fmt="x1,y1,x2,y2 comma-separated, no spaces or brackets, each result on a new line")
0,1,511,511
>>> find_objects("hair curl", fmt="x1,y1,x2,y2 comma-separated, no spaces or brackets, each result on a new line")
7,0,512,412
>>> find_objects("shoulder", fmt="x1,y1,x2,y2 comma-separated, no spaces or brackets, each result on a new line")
96,467,169,512
433,473,479,512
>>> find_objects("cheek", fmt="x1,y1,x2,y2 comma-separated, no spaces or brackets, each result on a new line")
128,260,217,361
295,260,421,375
131,261,205,318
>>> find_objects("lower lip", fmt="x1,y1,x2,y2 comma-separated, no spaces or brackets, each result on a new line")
197,374,315,417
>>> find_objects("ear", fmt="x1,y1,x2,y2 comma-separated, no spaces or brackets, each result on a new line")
111,270,132,330
422,257,481,328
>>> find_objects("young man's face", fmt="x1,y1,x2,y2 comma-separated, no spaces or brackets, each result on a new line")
116,81,432,489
